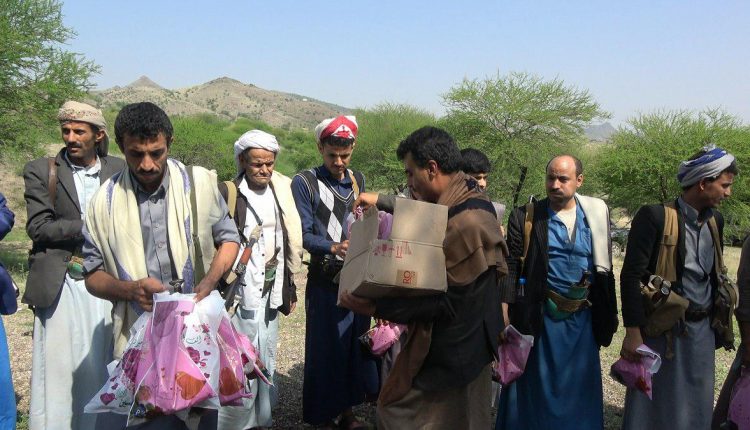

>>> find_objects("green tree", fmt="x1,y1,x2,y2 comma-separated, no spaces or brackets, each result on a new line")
0,0,99,154
352,103,436,193
442,72,608,209
592,109,750,239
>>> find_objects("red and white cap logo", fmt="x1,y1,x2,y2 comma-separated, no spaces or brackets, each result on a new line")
315,115,358,143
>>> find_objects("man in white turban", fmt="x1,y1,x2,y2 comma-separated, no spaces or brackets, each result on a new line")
218,130,303,430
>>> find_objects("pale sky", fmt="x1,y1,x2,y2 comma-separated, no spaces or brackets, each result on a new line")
63,0,750,125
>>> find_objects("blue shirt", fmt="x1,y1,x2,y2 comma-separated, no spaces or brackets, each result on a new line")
547,202,593,295
291,165,364,256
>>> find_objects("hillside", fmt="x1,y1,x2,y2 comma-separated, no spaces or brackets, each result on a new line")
88,76,350,129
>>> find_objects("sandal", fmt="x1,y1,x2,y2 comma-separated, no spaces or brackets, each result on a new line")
338,415,368,430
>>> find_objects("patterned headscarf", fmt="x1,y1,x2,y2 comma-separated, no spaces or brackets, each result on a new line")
57,101,110,157
677,144,735,187
314,115,358,143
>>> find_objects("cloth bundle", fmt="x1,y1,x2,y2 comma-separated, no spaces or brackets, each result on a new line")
493,325,535,385
729,368,750,429
85,291,270,426
610,344,661,399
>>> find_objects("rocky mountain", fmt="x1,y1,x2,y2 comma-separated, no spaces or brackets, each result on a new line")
584,122,616,142
88,76,349,129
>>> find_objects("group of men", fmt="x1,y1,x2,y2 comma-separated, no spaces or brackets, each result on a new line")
15,97,745,430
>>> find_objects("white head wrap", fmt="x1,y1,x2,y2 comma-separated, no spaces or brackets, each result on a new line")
233,129,280,174
677,144,736,187
57,100,110,156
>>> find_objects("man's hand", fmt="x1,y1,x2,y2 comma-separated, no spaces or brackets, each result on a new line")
132,277,166,312
353,192,379,212
289,300,297,314
620,327,644,362
193,277,217,302
338,291,376,316
331,240,349,258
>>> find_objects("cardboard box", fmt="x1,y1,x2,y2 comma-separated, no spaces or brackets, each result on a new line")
338,198,448,301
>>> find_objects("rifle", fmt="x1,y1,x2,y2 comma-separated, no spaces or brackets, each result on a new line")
222,225,262,310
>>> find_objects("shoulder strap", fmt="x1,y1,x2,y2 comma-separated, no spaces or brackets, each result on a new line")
447,198,496,219
223,180,237,219
519,202,534,274
47,157,58,209
348,169,360,199
707,216,726,275
655,202,679,282
188,166,206,283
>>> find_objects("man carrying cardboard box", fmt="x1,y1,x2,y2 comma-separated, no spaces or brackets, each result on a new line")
340,126,508,430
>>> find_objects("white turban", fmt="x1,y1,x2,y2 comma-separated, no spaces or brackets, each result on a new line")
315,115,358,143
677,144,736,187
234,129,280,173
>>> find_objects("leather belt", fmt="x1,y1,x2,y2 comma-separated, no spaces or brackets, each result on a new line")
545,289,591,313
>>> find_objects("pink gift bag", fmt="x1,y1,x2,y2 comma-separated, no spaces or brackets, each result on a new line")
729,368,750,429
610,344,661,400
130,297,216,420
361,322,406,356
493,325,534,385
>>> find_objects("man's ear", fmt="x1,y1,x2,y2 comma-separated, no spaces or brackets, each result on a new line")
95,129,106,144
576,174,584,188
427,160,439,178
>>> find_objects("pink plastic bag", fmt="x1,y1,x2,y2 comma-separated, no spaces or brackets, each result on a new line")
610,344,661,400
361,322,406,356
345,207,393,240
493,325,535,385
729,369,750,429
85,291,269,425
131,297,216,420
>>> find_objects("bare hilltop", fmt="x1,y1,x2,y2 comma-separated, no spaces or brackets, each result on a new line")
88,76,349,129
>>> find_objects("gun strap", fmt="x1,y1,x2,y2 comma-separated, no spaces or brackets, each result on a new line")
519,202,534,275
48,157,58,211
188,166,206,283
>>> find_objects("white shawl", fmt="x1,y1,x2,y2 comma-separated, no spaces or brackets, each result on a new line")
86,159,223,357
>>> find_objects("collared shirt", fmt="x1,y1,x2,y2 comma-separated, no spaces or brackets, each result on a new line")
83,168,240,290
291,165,361,255
238,177,285,310
63,152,101,219
547,201,594,295
678,197,714,309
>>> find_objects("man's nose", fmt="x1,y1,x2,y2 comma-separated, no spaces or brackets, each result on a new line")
140,155,155,171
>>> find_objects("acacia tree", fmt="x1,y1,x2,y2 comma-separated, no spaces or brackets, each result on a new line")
352,103,436,193
592,109,750,239
0,0,99,153
442,72,608,208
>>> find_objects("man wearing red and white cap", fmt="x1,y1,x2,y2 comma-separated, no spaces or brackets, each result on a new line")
291,115,379,429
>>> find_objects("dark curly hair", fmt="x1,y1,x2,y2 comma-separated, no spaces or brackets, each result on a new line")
396,126,462,173
114,102,173,147
460,148,492,174
320,135,355,148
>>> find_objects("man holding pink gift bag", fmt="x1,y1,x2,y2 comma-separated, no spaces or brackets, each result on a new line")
83,103,240,429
